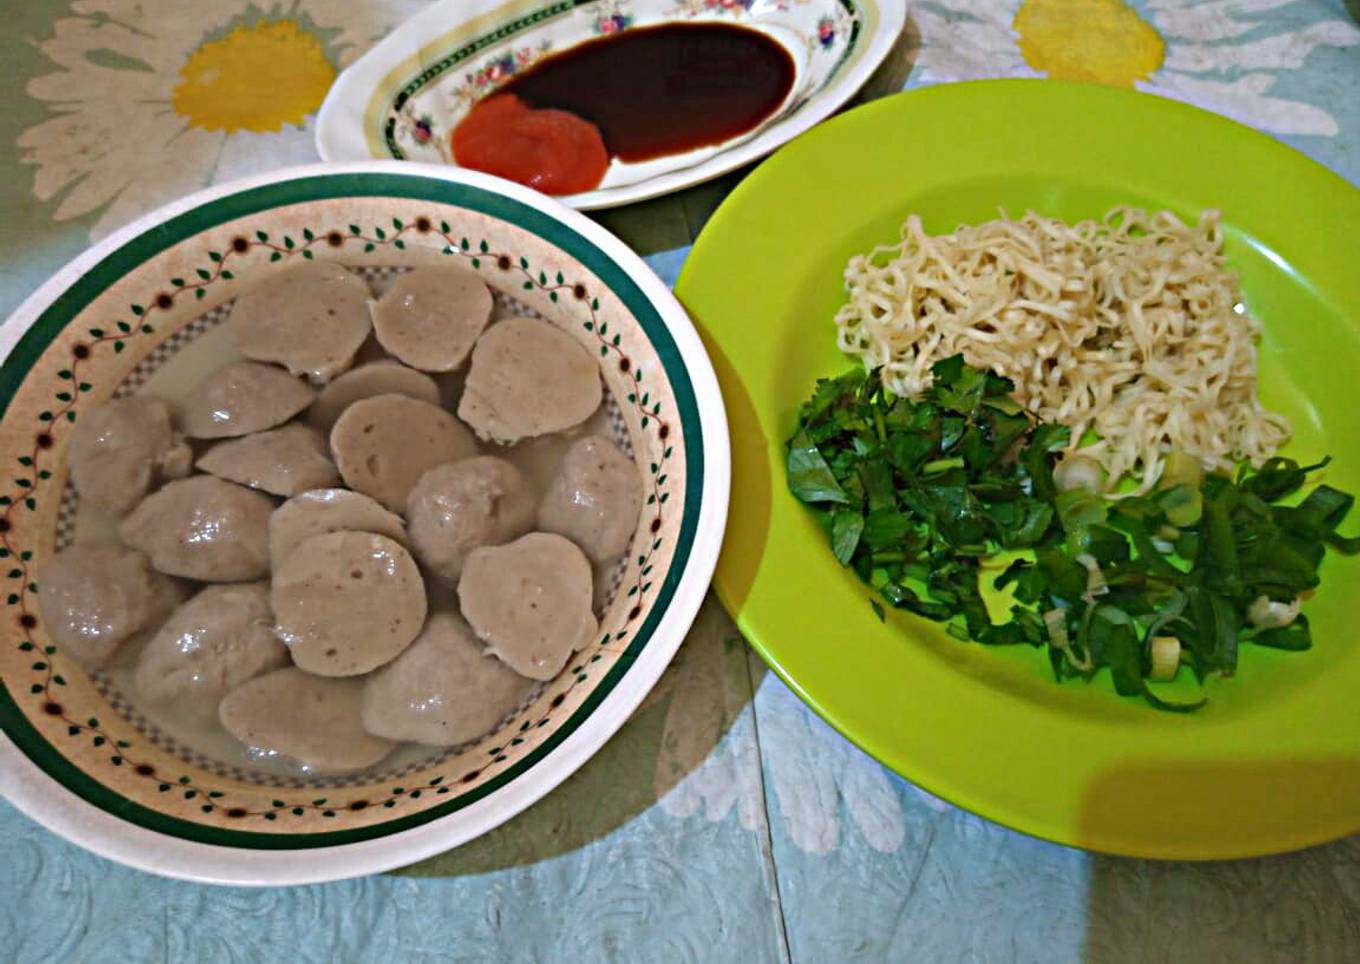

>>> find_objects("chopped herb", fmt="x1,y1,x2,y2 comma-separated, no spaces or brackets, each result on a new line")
787,356,1357,711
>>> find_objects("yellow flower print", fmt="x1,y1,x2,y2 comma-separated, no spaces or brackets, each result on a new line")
910,0,1359,138
19,0,423,241
1015,0,1165,88
173,20,335,133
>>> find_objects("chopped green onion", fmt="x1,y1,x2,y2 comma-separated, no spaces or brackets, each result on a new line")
1247,594,1300,629
786,357,1356,713
1148,635,1181,681
1053,455,1105,493
1161,449,1204,490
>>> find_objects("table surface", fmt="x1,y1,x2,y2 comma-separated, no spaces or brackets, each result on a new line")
2,2,1359,961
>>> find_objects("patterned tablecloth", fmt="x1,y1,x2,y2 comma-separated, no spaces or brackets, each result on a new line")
2,2,1358,962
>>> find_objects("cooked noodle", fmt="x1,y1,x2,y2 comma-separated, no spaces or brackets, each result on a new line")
834,206,1290,492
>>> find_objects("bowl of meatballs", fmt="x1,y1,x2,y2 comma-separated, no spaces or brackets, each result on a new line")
0,162,728,884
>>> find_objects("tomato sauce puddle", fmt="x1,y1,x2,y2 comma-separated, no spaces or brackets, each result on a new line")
452,22,796,195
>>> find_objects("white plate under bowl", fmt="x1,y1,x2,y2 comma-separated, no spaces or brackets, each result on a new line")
0,161,729,885
315,0,906,210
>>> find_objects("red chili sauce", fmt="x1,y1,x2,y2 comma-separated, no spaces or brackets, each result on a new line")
451,23,796,195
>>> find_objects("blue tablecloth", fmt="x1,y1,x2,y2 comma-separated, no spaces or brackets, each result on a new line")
3,2,1358,961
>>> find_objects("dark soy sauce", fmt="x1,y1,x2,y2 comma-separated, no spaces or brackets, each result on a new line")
500,22,797,163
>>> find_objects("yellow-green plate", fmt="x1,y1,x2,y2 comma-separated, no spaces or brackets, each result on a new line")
675,80,1360,860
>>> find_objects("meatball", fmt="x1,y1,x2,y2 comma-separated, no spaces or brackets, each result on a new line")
180,361,315,439
271,531,426,676
307,361,440,431
329,394,476,512
406,457,535,583
228,261,372,383
120,476,272,581
537,435,643,562
66,395,192,513
458,532,597,680
268,488,408,570
196,423,340,496
36,542,181,669
369,266,493,372
457,317,602,444
219,668,395,776
133,583,287,720
361,612,533,746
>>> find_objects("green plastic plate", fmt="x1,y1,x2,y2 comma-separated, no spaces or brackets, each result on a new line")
676,80,1360,859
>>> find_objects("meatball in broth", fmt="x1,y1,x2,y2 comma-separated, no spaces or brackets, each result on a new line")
66,395,192,514
330,394,477,512
307,361,440,431
458,317,602,444
362,612,533,746
120,476,272,581
538,435,643,563
268,488,408,570
228,262,372,383
370,265,494,372
180,361,316,439
271,531,427,676
47,257,637,782
458,532,598,680
196,423,340,496
219,668,395,776
406,457,536,583
37,542,181,669
133,583,287,720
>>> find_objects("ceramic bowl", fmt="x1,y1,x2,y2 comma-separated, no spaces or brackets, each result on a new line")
0,162,729,884
315,0,907,209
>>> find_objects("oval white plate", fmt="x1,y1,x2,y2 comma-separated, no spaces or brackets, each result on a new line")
315,0,906,210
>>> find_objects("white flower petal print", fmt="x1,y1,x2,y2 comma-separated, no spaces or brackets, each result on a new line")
20,11,187,217
1142,72,1344,137
19,0,415,241
83,128,228,241
1141,0,1358,138
909,0,1353,140
213,123,325,186
651,599,764,831
932,0,1026,29
757,674,908,856
22,107,193,220
1160,19,1359,74
831,735,907,854
38,0,226,74
913,1,1040,85
299,0,428,68
1146,0,1299,42
658,712,765,830
25,32,170,101
760,679,841,855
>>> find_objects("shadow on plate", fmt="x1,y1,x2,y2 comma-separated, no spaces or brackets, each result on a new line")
588,163,760,255
695,332,771,618
1080,758,1360,962
396,6,928,881
393,594,766,877
850,9,920,108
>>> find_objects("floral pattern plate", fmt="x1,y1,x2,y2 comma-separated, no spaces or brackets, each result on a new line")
0,162,729,884
314,0,906,209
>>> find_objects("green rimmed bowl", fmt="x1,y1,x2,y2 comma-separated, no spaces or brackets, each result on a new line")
0,162,729,884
